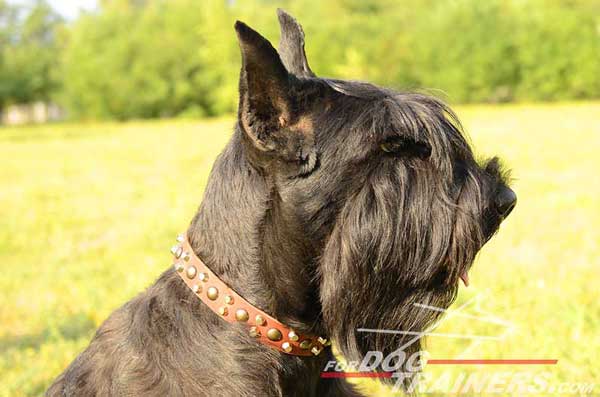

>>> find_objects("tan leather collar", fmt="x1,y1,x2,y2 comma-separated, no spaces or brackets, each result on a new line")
171,233,330,356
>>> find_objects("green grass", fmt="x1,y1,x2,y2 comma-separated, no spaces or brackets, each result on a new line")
1,103,599,396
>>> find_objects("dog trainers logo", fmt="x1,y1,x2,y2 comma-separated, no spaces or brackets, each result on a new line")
321,297,595,395
322,349,427,379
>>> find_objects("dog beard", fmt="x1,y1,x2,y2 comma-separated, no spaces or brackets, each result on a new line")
318,157,486,380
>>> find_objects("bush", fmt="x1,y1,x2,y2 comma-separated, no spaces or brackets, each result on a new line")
60,0,217,119
56,0,600,119
0,0,62,110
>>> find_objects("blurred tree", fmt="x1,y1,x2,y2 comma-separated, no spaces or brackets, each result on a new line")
56,0,600,119
0,0,62,111
60,0,239,119
406,0,520,103
515,0,600,100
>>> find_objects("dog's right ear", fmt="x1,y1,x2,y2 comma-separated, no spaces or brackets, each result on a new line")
235,21,318,175
234,21,294,153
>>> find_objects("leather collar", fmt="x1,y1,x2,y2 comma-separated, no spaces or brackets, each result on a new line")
171,233,330,356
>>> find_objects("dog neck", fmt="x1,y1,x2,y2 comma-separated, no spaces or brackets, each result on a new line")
171,233,328,355
186,130,326,337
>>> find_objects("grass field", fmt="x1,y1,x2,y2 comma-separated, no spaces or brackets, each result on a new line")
1,103,599,396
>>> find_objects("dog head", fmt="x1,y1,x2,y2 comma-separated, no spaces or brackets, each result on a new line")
234,9,516,371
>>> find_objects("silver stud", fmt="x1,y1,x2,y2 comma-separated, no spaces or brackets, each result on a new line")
191,284,202,294
171,245,183,258
299,340,312,350
182,252,191,262
288,331,299,342
198,273,209,282
249,326,260,338
224,295,234,305
174,263,185,272
255,315,266,326
218,306,228,316
282,342,292,353
176,234,184,243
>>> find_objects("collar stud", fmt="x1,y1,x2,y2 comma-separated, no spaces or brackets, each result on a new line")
266,328,283,341
186,266,197,279
282,342,292,353
249,326,260,337
235,309,249,322
288,331,299,342
206,286,219,300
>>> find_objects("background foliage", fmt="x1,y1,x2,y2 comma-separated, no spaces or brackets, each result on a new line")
1,0,599,119
0,0,61,109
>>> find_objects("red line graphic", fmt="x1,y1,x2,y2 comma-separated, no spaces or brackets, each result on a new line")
320,372,393,379
321,359,558,378
427,359,558,365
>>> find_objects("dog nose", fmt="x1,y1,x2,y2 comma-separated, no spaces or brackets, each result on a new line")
495,186,517,218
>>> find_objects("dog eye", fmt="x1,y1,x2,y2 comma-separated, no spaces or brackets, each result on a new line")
380,140,401,153
380,136,432,159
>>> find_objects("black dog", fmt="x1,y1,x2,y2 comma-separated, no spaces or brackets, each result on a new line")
47,10,516,397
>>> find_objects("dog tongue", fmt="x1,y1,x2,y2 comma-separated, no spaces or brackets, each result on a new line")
460,272,470,287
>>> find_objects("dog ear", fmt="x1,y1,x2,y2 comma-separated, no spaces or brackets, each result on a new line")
235,21,291,150
277,9,315,78
235,21,318,174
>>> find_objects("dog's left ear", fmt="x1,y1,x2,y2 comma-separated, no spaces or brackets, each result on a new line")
277,9,315,78
235,21,317,173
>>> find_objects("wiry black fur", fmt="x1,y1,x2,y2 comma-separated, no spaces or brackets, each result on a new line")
47,9,515,397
